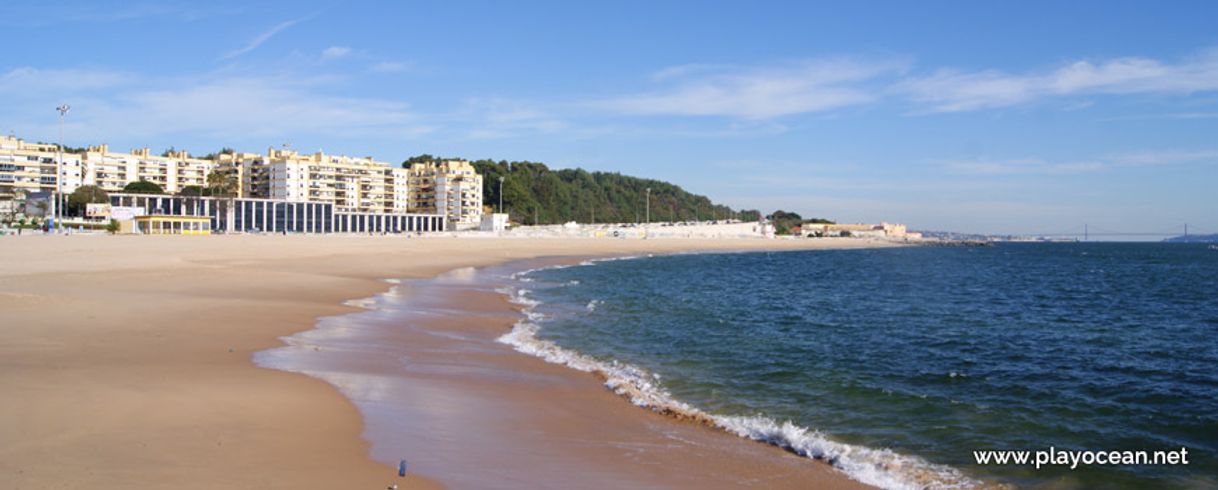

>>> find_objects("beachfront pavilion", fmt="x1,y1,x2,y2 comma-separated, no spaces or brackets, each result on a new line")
133,215,212,235
109,193,448,234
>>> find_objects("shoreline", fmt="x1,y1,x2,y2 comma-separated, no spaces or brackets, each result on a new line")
0,235,895,489
257,252,879,489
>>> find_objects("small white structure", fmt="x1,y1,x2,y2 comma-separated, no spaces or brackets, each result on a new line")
480,213,509,232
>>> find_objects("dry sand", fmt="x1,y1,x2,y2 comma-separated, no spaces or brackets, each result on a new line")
0,234,892,489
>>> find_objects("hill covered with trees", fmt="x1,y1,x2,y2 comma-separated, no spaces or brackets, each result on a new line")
402,155,761,225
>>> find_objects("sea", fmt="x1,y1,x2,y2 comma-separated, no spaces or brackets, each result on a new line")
499,243,1218,489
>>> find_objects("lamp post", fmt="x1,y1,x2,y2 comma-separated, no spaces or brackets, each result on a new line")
55,104,70,233
497,175,504,214
645,187,651,224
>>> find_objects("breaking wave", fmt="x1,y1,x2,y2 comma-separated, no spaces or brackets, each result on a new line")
495,262,983,490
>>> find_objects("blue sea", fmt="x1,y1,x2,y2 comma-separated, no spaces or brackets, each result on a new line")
499,243,1218,489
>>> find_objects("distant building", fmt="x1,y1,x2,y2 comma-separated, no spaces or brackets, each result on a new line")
108,192,445,234
3,133,485,230
801,222,910,238
0,135,83,200
81,145,213,194
408,160,483,230
480,213,509,232
217,147,410,214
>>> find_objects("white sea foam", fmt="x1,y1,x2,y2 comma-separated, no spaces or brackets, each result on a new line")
586,299,602,312
496,269,981,490
577,254,652,267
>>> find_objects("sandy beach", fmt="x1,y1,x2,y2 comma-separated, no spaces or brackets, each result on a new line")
0,235,891,489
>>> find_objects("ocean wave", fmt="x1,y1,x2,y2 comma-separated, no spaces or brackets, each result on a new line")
578,254,652,267
586,299,602,312
496,278,982,490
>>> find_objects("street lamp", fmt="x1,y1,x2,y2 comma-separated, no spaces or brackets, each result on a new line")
55,104,70,233
498,175,504,214
645,187,651,224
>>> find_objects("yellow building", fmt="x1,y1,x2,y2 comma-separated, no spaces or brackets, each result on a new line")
408,160,483,229
133,215,212,235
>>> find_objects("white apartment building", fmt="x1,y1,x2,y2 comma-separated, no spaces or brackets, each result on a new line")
80,145,214,194
408,160,483,229
0,135,84,199
3,134,485,228
219,147,411,214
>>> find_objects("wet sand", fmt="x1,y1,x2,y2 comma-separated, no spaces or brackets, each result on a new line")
0,235,890,489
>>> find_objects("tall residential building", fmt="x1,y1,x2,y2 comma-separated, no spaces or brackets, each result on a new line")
218,147,410,214
80,145,215,194
3,134,486,226
408,160,483,229
0,135,83,199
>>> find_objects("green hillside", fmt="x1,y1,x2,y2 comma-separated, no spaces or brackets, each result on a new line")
402,156,761,225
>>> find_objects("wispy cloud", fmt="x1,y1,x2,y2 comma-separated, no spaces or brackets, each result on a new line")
0,67,133,95
459,98,567,139
940,149,1218,175
1098,111,1218,122
592,49,1218,119
221,17,306,60
320,46,352,60
0,3,241,25
371,61,412,73
595,58,908,119
2,67,433,151
896,50,1218,112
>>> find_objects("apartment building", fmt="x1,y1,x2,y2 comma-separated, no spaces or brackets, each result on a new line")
3,134,485,230
218,147,410,214
80,145,215,194
0,135,83,199
408,159,483,229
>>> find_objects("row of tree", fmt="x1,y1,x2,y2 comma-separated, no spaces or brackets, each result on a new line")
404,156,761,225
62,170,239,216
766,210,836,235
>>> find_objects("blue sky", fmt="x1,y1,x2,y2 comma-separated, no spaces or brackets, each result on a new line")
3,1,1217,236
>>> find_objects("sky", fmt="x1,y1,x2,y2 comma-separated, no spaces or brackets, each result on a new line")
3,0,1217,237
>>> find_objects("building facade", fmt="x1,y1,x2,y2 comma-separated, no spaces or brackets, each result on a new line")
408,160,483,229
218,147,410,214
3,134,484,231
81,145,214,194
109,193,445,234
0,135,83,200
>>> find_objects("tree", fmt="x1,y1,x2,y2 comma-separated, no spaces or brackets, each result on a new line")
178,185,209,197
200,148,236,160
67,185,109,216
122,180,164,194
767,210,804,235
206,170,238,197
400,154,441,167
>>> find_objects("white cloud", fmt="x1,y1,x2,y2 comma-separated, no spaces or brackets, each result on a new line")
1110,149,1218,166
0,67,133,95
459,98,567,139
2,69,433,149
940,149,1218,175
896,50,1218,112
596,58,907,119
370,61,411,73
221,17,305,60
321,46,352,60
100,77,432,141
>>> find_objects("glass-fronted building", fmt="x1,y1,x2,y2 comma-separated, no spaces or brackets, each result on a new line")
109,193,445,234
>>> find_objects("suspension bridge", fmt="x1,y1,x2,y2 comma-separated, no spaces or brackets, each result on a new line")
1019,224,1214,240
